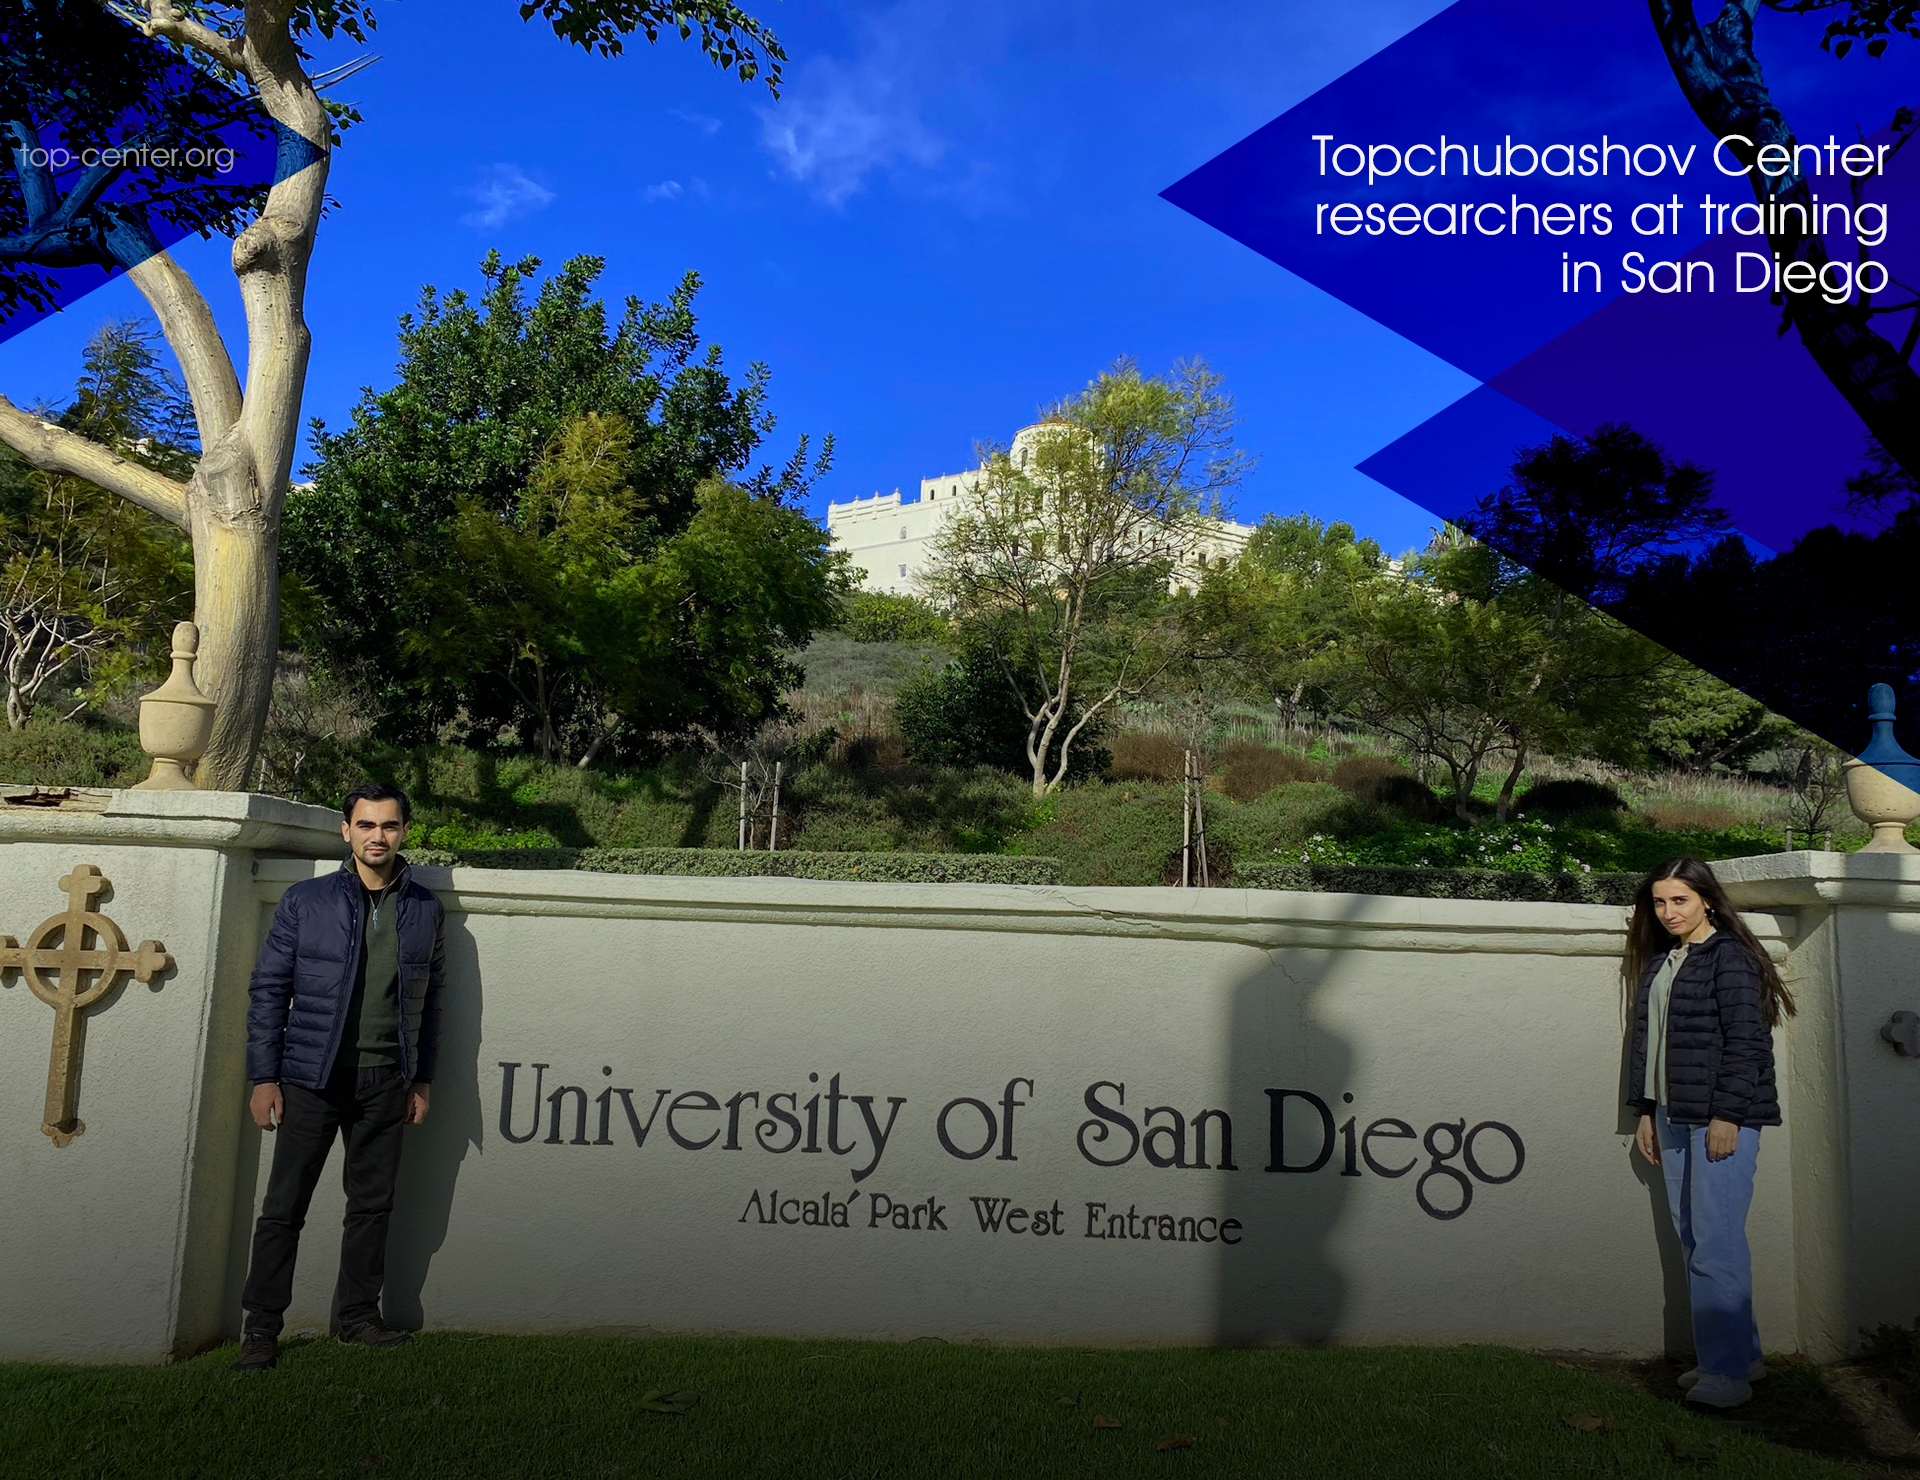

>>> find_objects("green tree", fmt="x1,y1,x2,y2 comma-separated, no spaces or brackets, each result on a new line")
0,0,785,786
286,254,835,753
1322,538,1664,821
1461,422,1726,606
359,411,842,765
923,359,1250,797
1645,663,1775,771
1191,513,1390,726
1,321,193,728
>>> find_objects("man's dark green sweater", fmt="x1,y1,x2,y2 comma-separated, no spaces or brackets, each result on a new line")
338,880,402,1068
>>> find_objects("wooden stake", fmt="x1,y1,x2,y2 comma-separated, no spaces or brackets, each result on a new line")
769,761,783,851
1194,755,1210,888
738,760,749,850
1181,749,1193,888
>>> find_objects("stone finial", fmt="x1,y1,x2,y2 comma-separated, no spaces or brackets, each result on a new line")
1843,683,1920,854
132,622,218,791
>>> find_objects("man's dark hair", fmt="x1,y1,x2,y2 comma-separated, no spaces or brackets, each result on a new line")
341,781,411,824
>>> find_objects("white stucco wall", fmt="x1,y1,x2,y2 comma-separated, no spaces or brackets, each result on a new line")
251,868,1797,1355
6,804,1914,1365
0,791,342,1362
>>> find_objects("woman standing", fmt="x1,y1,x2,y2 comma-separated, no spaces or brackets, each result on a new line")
1625,856,1795,1410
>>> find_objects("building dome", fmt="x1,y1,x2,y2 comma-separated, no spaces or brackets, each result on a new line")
1010,416,1087,469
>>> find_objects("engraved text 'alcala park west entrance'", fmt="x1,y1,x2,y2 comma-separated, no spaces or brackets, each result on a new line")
1,865,171,1146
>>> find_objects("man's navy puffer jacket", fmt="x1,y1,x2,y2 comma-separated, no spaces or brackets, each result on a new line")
1626,929,1779,1127
246,858,446,1089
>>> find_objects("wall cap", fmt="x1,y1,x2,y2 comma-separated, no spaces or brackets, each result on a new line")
255,858,1796,957
0,788,342,857
1710,849,1920,910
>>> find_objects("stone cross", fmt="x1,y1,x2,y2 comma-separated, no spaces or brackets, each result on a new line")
0,865,171,1146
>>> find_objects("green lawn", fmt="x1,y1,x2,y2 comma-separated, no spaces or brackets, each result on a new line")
1,1335,1905,1480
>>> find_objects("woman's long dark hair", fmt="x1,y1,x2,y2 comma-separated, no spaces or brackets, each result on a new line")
1622,856,1796,1026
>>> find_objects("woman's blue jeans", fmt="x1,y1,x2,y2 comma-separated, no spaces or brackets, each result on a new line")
1654,1106,1762,1378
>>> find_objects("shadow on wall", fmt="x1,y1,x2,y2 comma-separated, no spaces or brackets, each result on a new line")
1213,898,1358,1345
1618,996,1691,1354
385,905,484,1330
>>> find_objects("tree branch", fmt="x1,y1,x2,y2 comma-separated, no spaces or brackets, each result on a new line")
136,0,251,76
105,224,244,446
0,396,190,528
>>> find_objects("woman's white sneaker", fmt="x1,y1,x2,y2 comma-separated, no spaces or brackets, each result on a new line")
1678,1359,1767,1390
1685,1374,1753,1408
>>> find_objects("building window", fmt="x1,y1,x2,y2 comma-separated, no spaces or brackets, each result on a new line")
898,564,908,578
900,526,908,540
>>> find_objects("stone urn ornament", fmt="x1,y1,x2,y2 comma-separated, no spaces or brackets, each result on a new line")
1842,683,1920,854
132,622,218,791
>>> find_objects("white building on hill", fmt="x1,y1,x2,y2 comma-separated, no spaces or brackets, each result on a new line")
826,421,1256,598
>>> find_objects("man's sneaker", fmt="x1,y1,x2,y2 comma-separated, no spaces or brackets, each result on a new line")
1685,1373,1753,1409
337,1317,411,1349
1678,1359,1767,1390
232,1330,278,1373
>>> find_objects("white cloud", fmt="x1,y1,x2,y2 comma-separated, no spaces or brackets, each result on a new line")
756,18,944,208
643,179,684,203
459,164,556,230
671,107,723,136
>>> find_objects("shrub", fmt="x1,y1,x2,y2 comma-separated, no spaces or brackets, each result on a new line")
895,649,1030,772
408,846,1060,885
1359,773,1449,821
1329,754,1406,791
416,816,563,851
839,591,949,644
1109,732,1187,783
1640,801,1745,832
0,714,149,788
1015,782,1186,887
1520,778,1627,815
1219,742,1327,800
838,732,909,772
896,648,1108,782
1234,862,1638,905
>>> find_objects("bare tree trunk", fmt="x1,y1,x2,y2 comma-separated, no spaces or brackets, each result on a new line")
187,499,278,788
1493,742,1529,823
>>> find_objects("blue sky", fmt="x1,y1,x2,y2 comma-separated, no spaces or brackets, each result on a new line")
3,0,1480,553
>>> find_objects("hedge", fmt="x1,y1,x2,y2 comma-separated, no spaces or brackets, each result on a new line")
1232,862,1638,905
406,846,1062,886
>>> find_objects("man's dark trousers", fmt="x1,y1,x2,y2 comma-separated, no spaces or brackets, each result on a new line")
241,1062,408,1337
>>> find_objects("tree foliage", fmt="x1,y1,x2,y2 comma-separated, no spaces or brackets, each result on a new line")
286,257,842,760
1650,0,1920,483
923,359,1249,797
0,0,786,787
0,320,194,728
1190,513,1390,726
1460,422,1726,606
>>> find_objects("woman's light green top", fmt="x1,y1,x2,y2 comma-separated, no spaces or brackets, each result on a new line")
1643,944,1688,1106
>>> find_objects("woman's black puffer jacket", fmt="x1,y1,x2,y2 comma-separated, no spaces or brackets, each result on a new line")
1626,930,1780,1127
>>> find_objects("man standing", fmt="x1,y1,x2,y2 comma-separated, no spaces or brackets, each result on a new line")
233,781,446,1373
